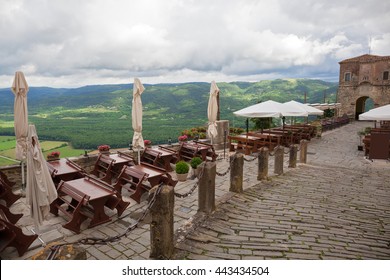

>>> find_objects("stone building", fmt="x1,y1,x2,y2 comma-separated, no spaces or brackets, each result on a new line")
337,54,390,119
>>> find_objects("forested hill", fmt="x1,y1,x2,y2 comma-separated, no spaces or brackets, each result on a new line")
0,79,337,149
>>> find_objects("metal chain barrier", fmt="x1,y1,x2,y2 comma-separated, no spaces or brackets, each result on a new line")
46,182,165,260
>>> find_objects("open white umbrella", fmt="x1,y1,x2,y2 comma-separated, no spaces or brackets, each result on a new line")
26,124,57,227
234,100,308,118
284,100,324,116
132,78,145,163
207,81,219,142
359,104,390,121
11,71,29,161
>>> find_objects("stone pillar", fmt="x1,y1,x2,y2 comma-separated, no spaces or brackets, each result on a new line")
299,140,308,164
274,146,284,175
149,184,174,259
198,161,216,213
257,147,269,180
288,144,298,168
211,120,229,150
230,153,244,193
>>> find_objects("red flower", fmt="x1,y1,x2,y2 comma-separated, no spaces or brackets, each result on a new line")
98,144,110,151
144,140,151,145
178,135,188,142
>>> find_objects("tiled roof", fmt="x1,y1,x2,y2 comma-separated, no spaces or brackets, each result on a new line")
339,54,390,64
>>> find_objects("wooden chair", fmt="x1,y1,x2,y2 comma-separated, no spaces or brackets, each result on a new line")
0,177,22,208
50,181,91,234
91,154,115,183
113,166,149,203
0,208,38,256
0,170,16,187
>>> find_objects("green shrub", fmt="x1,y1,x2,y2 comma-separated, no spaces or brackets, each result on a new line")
175,160,189,174
190,157,203,169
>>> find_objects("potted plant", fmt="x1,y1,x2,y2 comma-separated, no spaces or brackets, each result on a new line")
175,160,189,181
178,135,188,143
190,157,203,177
98,144,110,154
144,139,152,148
47,151,60,161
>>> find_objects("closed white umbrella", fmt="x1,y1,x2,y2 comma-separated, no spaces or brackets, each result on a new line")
26,124,57,227
207,81,219,141
132,78,145,162
11,71,29,160
359,104,390,121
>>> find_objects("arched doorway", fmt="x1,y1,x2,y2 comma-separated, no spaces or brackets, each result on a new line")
355,96,374,119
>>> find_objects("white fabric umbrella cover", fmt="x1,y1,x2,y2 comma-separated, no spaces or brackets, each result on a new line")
26,124,57,226
11,71,29,160
359,104,390,121
132,78,145,151
207,81,219,139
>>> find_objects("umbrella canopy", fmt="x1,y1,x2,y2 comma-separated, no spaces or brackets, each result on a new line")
132,78,145,151
11,71,29,160
207,81,219,139
359,104,390,121
234,100,308,118
284,100,324,116
26,124,57,226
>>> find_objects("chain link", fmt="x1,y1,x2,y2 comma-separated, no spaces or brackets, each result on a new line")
46,182,165,260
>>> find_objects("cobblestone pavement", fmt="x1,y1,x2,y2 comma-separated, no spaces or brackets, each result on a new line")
1,121,389,260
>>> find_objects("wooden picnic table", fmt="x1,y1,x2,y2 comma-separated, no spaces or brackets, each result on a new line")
228,134,264,155
47,158,84,185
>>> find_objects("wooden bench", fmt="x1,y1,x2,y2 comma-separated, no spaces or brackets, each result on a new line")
193,141,218,161
113,165,149,203
50,181,91,234
0,176,22,208
178,142,198,161
0,204,23,225
0,208,38,256
91,154,116,183
141,147,162,166
83,175,130,217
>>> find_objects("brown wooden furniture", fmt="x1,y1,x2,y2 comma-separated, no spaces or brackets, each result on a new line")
108,152,135,176
47,158,85,186
113,165,149,203
228,134,266,155
193,141,218,161
116,163,177,203
0,176,22,208
50,180,91,234
0,204,23,225
140,148,162,166
0,208,38,256
91,154,116,183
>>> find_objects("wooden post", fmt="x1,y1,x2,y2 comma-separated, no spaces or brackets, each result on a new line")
299,140,308,164
289,144,298,168
257,147,269,180
198,161,216,213
274,145,284,175
149,184,174,259
230,153,244,193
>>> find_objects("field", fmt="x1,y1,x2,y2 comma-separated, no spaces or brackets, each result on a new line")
0,135,85,166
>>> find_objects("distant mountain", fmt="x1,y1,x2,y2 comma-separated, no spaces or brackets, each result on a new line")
0,79,338,148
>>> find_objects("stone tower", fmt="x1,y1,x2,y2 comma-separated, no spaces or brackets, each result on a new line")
337,54,390,119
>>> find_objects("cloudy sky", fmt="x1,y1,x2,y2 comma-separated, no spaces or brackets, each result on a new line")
0,0,389,88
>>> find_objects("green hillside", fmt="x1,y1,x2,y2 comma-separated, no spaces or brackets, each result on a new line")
0,79,337,149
